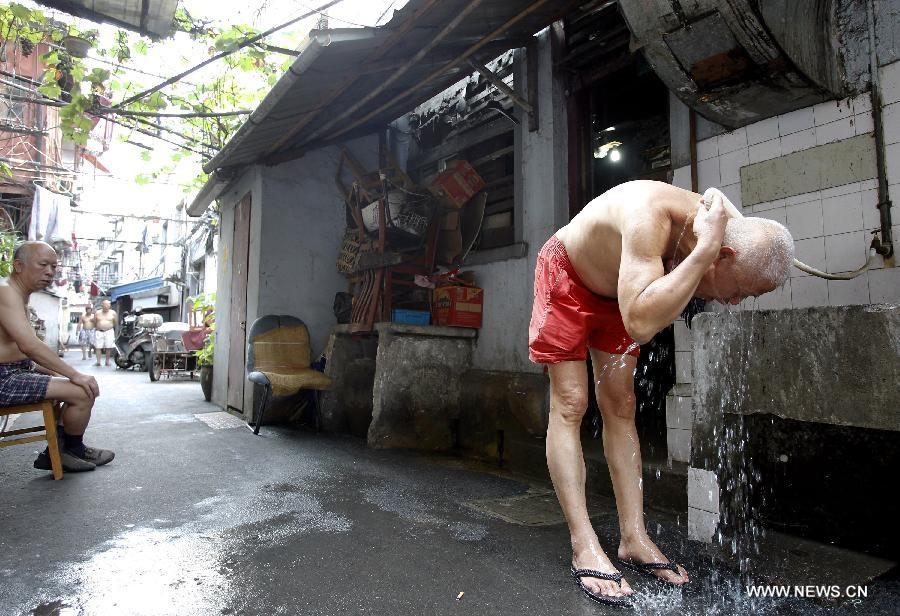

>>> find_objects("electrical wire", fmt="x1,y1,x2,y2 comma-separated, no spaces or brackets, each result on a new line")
72,209,189,223
375,1,399,26
295,1,370,27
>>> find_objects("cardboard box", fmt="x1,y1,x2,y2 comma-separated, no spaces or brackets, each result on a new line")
428,160,486,209
433,286,483,328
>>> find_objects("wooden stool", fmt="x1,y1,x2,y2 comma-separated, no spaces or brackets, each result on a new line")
0,401,63,480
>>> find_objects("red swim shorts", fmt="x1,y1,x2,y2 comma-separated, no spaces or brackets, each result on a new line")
528,236,639,364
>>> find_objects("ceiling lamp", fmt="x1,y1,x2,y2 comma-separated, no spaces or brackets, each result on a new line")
594,140,622,159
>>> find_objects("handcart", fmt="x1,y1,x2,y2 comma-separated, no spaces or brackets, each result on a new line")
148,322,202,381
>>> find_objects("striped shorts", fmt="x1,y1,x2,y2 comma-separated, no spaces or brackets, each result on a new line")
0,360,51,406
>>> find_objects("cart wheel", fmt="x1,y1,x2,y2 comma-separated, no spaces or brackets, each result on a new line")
149,351,162,382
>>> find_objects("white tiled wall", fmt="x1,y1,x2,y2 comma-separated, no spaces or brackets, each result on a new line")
666,318,693,463
672,59,900,309
668,62,900,477
687,467,720,542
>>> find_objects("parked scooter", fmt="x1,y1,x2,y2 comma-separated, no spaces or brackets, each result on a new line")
113,309,161,371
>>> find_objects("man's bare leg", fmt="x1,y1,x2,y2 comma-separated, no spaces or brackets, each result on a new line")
590,349,689,585
547,360,633,599
94,347,101,366
45,378,93,435
104,348,111,366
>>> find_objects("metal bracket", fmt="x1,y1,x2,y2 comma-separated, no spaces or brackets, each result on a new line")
468,57,538,132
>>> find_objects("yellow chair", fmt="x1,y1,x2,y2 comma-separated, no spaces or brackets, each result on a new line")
0,400,63,479
246,315,332,435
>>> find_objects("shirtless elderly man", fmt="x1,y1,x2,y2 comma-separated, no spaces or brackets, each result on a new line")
0,241,114,472
93,299,117,367
529,180,793,606
76,304,96,360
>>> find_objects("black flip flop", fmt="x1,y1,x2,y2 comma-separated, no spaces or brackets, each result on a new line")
570,567,632,607
616,558,688,587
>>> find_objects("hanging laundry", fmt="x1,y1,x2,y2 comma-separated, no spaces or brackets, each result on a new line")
28,186,73,249
137,224,151,253
28,186,54,241
50,194,73,247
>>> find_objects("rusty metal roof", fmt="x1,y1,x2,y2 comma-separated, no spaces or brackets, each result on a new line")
198,0,576,181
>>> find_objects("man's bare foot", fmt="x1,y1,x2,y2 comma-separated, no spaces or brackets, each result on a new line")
618,535,689,585
93,362,100,366
572,544,633,600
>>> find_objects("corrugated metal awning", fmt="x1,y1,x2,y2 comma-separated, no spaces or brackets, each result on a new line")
187,0,576,215
37,0,177,38
109,276,165,301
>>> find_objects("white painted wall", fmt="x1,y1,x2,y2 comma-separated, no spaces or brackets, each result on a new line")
256,137,378,358
211,136,378,411
466,29,569,374
29,290,63,350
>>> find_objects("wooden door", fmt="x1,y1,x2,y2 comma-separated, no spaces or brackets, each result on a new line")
227,194,251,412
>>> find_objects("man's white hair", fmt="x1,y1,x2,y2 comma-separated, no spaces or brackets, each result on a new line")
723,217,794,287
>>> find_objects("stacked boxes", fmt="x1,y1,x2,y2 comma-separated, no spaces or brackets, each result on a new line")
432,286,483,328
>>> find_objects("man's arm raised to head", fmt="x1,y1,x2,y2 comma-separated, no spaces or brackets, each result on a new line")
617,197,725,344
0,287,83,380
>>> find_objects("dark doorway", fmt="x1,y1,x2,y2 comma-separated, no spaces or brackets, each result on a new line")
584,64,671,198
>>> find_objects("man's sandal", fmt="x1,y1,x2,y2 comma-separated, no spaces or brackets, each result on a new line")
616,558,688,586
570,567,632,607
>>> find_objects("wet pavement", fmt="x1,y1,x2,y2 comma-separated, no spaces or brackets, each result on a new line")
1,355,898,615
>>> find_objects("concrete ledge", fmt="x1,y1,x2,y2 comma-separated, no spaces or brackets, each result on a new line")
368,325,475,451
374,322,478,338
692,304,899,439
321,330,378,437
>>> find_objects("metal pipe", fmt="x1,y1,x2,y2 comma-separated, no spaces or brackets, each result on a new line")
303,0,487,145
867,0,893,258
327,0,560,144
689,109,698,193
34,69,45,188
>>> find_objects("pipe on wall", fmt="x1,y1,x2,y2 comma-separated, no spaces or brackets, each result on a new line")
867,0,894,259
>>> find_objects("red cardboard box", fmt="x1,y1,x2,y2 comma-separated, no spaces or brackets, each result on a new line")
433,286,483,328
428,160,486,209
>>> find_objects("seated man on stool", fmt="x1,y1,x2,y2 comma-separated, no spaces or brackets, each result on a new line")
0,241,114,472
